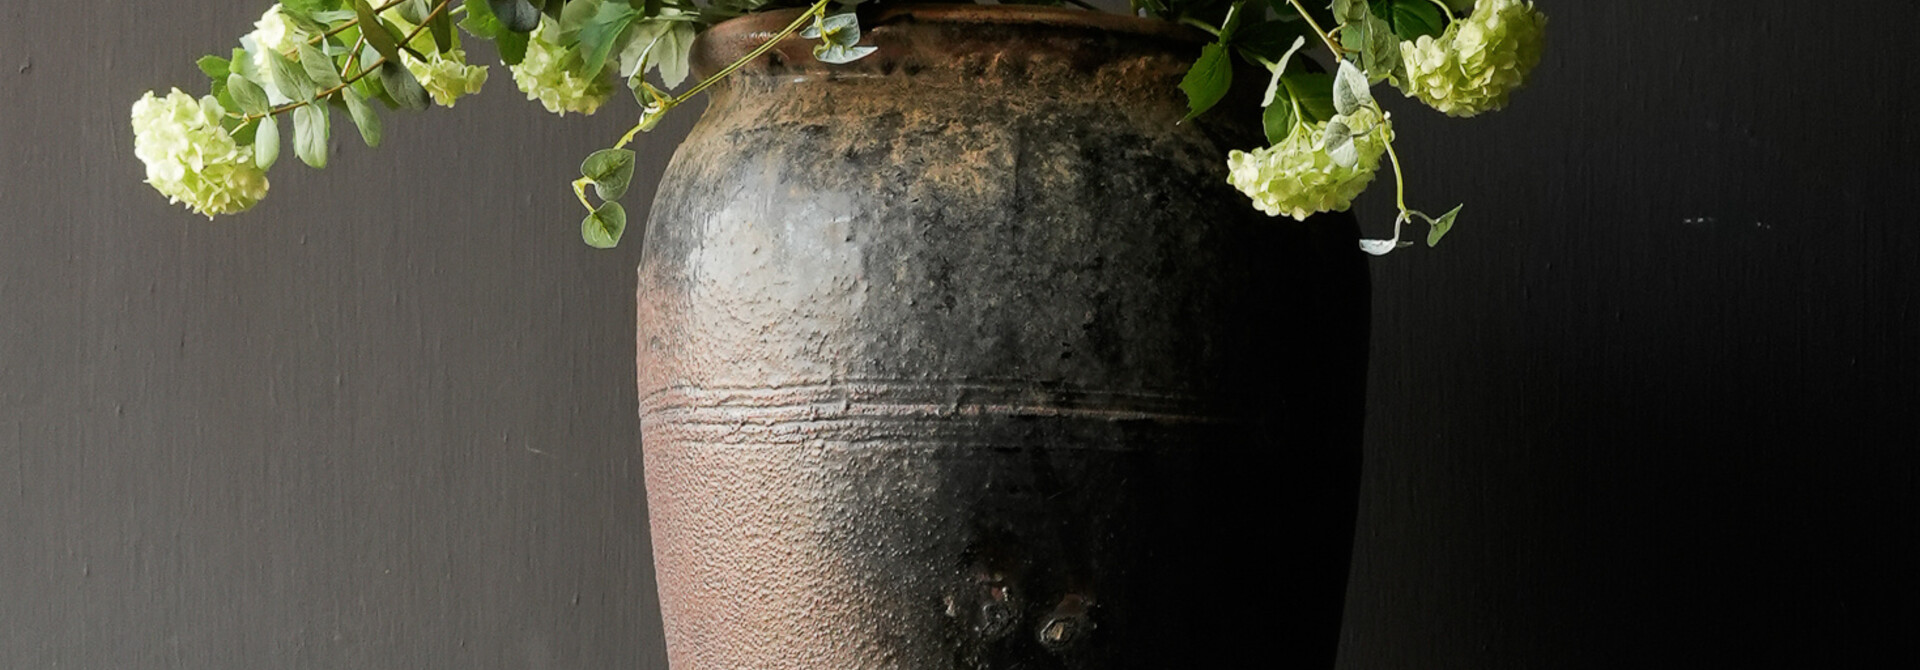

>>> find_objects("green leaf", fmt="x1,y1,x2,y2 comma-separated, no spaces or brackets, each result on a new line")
577,1,641,79
428,6,455,53
255,114,280,170
266,49,317,102
1427,204,1462,247
488,0,543,33
805,11,873,65
1359,238,1398,256
378,60,430,110
1320,118,1358,168
557,0,603,42
1360,17,1401,82
459,0,530,62
230,47,262,85
1332,60,1373,116
207,52,235,104
309,9,359,26
1282,72,1337,124
618,20,669,78
1332,0,1370,22
1263,98,1296,145
213,85,237,117
227,74,270,116
1179,42,1232,121
803,12,863,44
461,0,501,34
341,86,383,147
298,42,344,89
496,31,530,65
277,5,334,34
581,201,628,248
197,55,231,81
397,0,431,24
1335,0,1400,83
293,104,330,169
813,42,877,65
1260,35,1307,107
353,0,403,65
656,24,697,87
281,0,346,13
1374,0,1446,42
826,13,863,47
581,148,637,201
459,0,522,49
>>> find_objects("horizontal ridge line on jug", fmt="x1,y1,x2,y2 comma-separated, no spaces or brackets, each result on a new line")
638,382,1232,425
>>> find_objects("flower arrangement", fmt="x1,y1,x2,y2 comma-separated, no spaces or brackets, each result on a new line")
132,0,1546,254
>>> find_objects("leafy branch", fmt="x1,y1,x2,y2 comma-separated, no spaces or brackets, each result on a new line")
136,1,1543,251
573,0,844,249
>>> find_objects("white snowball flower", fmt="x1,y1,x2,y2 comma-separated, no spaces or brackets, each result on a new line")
1227,111,1388,221
509,19,613,116
1396,0,1549,117
130,89,269,218
404,49,489,107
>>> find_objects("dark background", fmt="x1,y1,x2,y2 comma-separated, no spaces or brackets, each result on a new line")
3,1,1913,668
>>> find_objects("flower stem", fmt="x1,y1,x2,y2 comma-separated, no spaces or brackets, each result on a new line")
1286,0,1345,59
572,177,596,211
609,0,834,151
677,0,833,104
311,0,416,48
1384,130,1408,213
340,35,370,82
1177,16,1223,37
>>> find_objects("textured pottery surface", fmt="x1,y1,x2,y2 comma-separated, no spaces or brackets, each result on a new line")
636,5,1370,668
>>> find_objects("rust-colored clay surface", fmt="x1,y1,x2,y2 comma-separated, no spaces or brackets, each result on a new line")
637,5,1369,668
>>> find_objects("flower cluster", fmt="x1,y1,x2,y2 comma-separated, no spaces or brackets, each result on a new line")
131,89,268,218
405,49,490,107
509,20,614,116
1227,110,1388,221
1396,0,1548,117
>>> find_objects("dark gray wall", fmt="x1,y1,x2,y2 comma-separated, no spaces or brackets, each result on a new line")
2,1,1913,668
2,2,686,667
1344,1,1917,667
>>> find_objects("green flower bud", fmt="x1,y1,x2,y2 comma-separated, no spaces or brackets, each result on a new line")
1227,113,1387,221
130,89,269,218
1396,0,1548,117
509,20,614,117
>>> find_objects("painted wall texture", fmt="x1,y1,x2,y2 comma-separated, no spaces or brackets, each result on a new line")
2,1,1913,668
